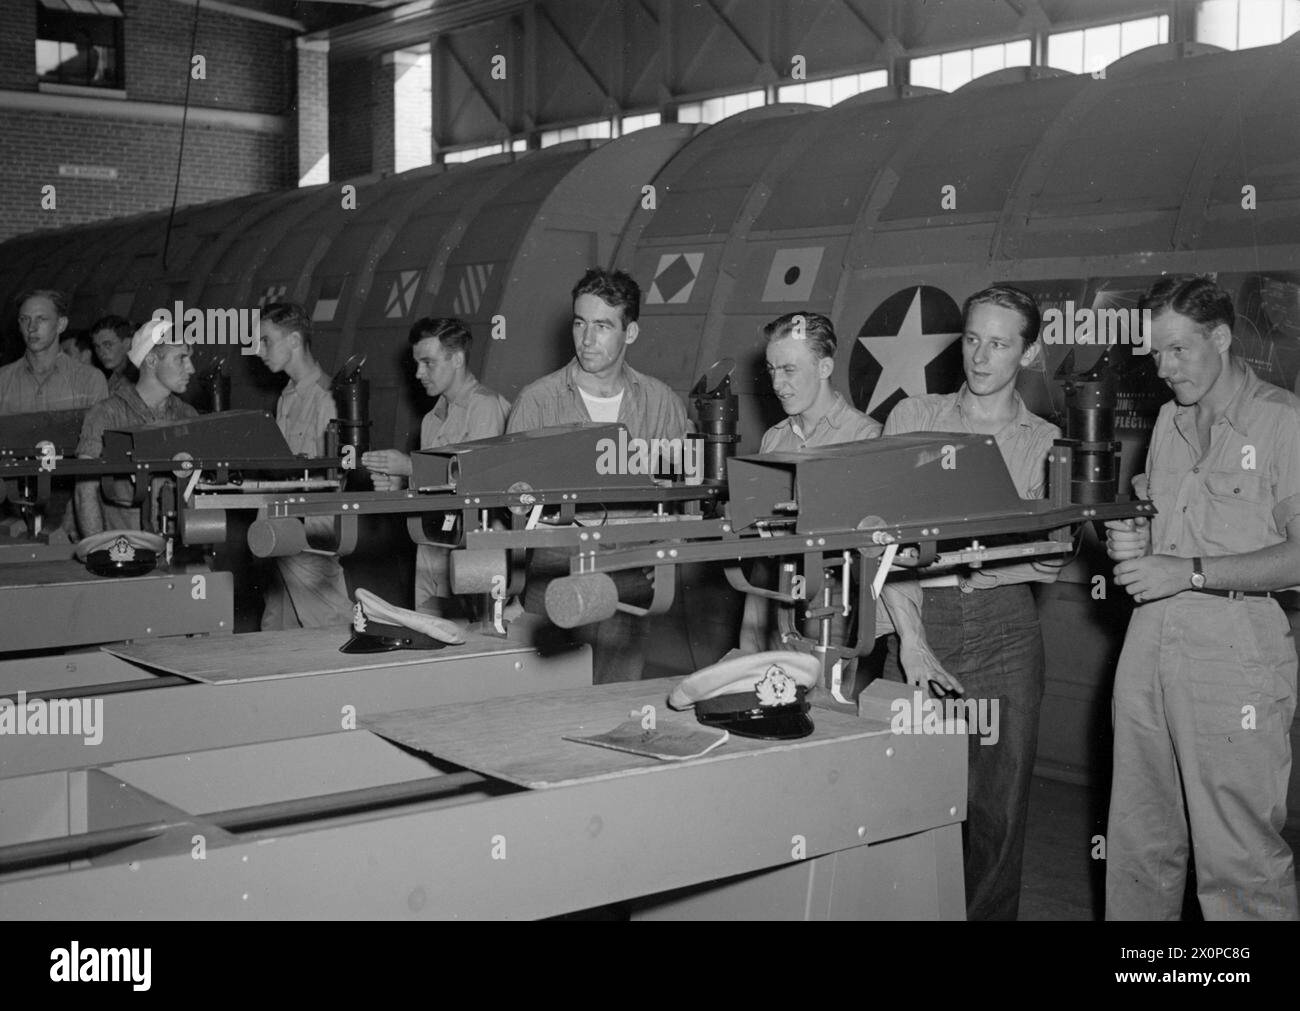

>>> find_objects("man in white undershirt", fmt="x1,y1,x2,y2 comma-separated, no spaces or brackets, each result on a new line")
506,267,688,682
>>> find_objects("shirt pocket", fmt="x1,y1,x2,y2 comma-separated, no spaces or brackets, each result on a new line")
1201,471,1269,551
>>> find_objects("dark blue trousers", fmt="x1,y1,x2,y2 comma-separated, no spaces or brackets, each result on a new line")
883,583,1045,920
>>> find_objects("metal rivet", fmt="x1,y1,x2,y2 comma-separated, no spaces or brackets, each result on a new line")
857,826,867,838
885,746,895,758
949,806,958,817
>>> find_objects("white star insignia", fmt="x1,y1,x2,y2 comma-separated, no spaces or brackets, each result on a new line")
858,289,961,415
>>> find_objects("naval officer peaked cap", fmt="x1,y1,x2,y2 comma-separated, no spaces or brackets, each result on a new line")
75,530,165,578
340,587,466,654
667,650,821,741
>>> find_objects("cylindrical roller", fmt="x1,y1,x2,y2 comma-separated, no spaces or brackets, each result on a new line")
449,549,508,595
180,508,227,546
247,517,308,558
546,573,619,628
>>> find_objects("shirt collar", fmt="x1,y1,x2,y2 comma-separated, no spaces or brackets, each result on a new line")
563,358,640,394
433,374,482,422
118,382,146,412
1222,362,1259,434
790,391,851,438
1169,362,1258,437
286,361,326,395
24,352,69,378
954,383,1035,434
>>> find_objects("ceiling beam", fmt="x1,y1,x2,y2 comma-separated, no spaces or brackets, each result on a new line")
160,0,304,32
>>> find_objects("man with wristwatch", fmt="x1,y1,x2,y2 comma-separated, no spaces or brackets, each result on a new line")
1104,276,1300,920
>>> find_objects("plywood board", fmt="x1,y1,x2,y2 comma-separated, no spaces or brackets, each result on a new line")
0,560,166,588
364,681,890,789
102,629,537,684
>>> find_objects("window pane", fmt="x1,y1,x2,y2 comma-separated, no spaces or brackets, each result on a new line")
576,121,610,140
910,53,942,88
1197,0,1239,46
1084,23,1122,73
804,79,832,106
621,112,660,134
1121,16,1161,53
971,42,1005,78
940,48,972,90
1004,38,1031,66
776,82,803,102
677,102,702,124
1048,29,1084,72
35,39,64,77
828,74,854,103
1239,0,1282,47
1287,0,1300,37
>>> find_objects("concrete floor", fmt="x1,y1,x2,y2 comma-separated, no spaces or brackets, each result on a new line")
1019,776,1300,920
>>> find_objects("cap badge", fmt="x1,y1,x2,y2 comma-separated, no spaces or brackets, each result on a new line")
352,601,368,632
755,666,797,707
107,536,136,563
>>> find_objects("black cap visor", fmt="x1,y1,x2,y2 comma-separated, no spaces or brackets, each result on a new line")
85,548,158,578
695,689,814,741
339,619,451,654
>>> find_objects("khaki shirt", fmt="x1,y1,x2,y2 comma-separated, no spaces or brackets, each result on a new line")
420,375,510,449
77,384,200,461
507,358,687,443
760,392,881,453
77,384,199,524
883,385,1061,499
1143,364,1300,560
107,369,132,396
277,363,335,456
0,354,107,414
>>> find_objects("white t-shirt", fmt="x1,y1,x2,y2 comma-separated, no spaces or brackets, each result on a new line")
579,387,624,423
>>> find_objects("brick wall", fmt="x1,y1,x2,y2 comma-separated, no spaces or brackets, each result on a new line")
0,108,286,241
0,2,35,92
122,0,291,114
0,0,299,243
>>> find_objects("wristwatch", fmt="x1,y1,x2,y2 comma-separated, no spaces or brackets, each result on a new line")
1190,557,1207,591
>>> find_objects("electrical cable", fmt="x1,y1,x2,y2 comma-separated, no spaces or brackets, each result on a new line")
161,0,203,270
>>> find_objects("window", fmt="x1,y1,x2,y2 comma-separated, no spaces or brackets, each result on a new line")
909,39,1030,91
539,121,612,147
1196,0,1300,49
676,89,764,124
620,112,661,135
778,69,888,106
443,143,505,165
1047,15,1170,74
36,0,124,89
